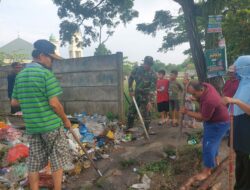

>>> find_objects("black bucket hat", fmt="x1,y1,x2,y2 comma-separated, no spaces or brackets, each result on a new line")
33,39,62,60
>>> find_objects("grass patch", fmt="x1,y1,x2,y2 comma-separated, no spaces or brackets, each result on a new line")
138,159,173,179
163,147,176,157
106,112,119,121
120,158,139,169
142,160,170,173
186,129,203,144
173,145,202,175
95,177,108,188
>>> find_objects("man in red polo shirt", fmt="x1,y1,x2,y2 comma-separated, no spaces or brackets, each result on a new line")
179,81,229,190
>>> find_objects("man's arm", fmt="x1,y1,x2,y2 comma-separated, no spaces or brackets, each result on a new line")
186,111,205,121
223,97,250,115
49,96,71,129
7,75,13,99
180,105,214,122
11,99,20,107
149,73,157,102
128,68,136,96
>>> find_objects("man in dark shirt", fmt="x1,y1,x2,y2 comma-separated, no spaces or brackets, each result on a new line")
180,81,229,190
7,62,22,114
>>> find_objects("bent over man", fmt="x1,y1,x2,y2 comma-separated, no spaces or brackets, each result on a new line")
180,81,229,190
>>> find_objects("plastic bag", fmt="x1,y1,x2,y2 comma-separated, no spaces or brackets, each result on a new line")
5,163,28,182
79,124,95,143
6,144,29,164
0,125,10,140
87,122,105,136
5,127,22,141
131,174,151,190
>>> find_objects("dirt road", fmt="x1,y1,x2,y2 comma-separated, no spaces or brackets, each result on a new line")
65,122,230,190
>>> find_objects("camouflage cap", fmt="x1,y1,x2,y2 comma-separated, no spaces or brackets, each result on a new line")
143,56,154,66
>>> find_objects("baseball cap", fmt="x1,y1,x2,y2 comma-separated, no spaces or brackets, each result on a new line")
143,56,154,65
33,39,62,60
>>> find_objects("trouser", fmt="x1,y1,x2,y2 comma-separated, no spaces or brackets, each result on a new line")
203,121,230,168
127,96,151,131
234,150,250,190
10,105,21,114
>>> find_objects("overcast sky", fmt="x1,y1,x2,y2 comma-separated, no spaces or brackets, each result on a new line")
0,0,189,64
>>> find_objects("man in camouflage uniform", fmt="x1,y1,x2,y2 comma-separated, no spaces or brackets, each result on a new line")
127,56,157,131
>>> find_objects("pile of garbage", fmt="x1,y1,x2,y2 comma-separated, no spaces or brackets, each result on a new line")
0,119,29,190
0,112,133,189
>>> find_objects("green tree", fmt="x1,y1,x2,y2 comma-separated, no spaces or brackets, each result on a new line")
0,52,28,65
152,60,167,72
123,56,138,76
53,0,138,47
0,52,6,66
137,2,207,81
94,43,112,56
222,1,250,64
137,0,249,83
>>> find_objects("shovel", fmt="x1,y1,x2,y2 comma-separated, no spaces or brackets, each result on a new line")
69,128,103,177
228,104,234,190
132,96,150,140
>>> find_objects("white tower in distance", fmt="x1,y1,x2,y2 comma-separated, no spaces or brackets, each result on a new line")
69,31,83,58
49,34,60,56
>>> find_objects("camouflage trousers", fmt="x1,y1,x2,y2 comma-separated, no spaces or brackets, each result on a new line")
127,95,151,131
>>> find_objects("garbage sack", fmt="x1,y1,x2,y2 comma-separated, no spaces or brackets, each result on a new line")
0,176,12,188
86,121,105,136
26,173,53,189
6,144,29,164
64,162,75,172
80,133,95,143
96,137,106,147
67,128,81,142
106,130,114,140
79,124,95,143
0,168,9,176
6,127,22,142
0,121,7,128
0,125,10,140
79,124,88,136
114,128,124,144
68,139,79,153
5,163,28,182
25,172,54,188
131,174,151,190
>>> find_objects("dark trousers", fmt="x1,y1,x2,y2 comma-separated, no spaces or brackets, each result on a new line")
235,150,250,190
11,105,21,114
127,96,151,131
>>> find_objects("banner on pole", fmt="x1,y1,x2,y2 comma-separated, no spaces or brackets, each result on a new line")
207,15,222,33
205,48,226,78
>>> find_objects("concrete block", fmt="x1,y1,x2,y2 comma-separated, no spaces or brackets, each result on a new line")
56,71,118,87
60,86,118,101
53,55,117,73
65,101,118,115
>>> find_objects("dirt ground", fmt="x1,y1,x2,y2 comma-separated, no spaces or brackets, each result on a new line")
64,121,231,190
